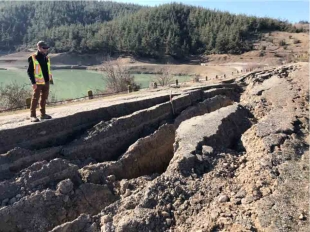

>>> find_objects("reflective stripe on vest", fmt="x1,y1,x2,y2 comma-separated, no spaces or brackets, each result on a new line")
31,54,52,85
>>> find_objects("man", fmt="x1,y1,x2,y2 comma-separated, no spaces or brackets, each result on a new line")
27,41,54,122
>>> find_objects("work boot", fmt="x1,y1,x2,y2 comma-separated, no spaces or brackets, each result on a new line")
40,114,52,120
30,117,39,122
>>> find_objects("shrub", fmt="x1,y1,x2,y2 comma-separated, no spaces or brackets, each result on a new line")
100,57,140,93
152,67,174,86
0,81,31,110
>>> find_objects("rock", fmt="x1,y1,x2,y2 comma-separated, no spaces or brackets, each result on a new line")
176,154,197,175
101,222,114,232
9,197,16,204
1,198,9,206
221,212,233,217
218,195,229,203
241,196,254,204
101,215,112,225
196,154,203,162
202,146,214,155
22,159,78,190
120,180,129,194
115,208,163,231
234,199,241,205
235,189,246,198
123,189,131,197
173,199,182,208
299,213,306,220
162,211,170,217
260,159,272,168
56,179,74,195
239,156,247,163
50,214,92,232
106,175,116,182
0,180,21,202
166,218,172,226
42,190,54,202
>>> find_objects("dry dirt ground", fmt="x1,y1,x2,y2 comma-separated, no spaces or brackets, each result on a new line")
0,61,308,232
0,90,177,130
0,79,231,130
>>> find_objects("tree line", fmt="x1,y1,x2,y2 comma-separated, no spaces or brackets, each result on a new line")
0,1,304,58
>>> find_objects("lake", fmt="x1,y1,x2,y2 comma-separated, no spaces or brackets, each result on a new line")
0,69,190,101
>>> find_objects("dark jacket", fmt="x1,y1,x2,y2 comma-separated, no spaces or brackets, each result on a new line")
27,51,50,85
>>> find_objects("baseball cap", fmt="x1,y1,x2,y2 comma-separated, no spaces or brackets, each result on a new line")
37,41,50,49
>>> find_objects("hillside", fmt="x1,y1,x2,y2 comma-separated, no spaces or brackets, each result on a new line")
203,31,309,65
0,1,143,50
0,1,304,58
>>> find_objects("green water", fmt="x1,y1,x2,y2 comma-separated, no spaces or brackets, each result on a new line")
0,69,190,101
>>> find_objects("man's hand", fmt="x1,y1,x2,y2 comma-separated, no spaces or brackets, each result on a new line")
32,84,37,90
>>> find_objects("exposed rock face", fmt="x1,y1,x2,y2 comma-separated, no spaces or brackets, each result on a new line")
0,63,308,232
57,179,74,195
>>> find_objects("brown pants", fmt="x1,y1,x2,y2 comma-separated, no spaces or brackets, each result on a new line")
30,83,49,117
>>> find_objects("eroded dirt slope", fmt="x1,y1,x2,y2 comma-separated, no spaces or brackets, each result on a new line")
0,63,308,232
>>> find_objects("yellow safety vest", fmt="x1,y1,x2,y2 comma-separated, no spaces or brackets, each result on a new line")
31,53,52,85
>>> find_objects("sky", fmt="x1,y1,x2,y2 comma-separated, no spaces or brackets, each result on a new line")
112,0,309,23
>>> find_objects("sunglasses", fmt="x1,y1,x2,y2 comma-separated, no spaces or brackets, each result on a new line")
42,47,49,49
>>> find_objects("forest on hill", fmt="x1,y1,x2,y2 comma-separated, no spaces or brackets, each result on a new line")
0,1,304,59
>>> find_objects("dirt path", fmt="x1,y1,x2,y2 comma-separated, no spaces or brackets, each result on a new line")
0,66,265,131
0,89,175,130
